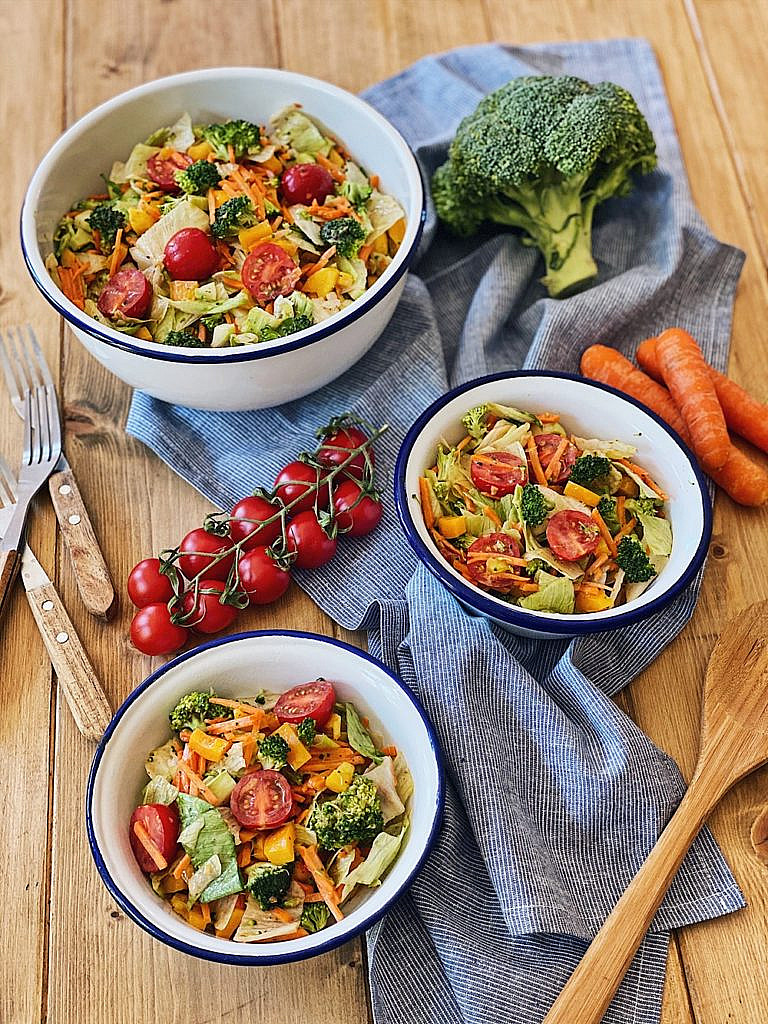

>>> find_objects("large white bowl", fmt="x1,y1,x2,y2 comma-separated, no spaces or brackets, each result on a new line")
87,631,443,965
22,68,425,411
395,371,712,640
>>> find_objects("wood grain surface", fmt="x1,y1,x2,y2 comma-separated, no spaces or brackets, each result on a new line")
1,1,767,1022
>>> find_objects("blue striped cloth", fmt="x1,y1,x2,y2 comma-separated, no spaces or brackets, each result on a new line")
127,40,746,1023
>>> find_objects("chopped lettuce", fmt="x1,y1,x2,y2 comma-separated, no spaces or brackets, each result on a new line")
211,892,239,932
487,402,540,425
364,190,405,242
234,882,305,942
536,484,592,517
634,511,673,558
519,575,575,614
205,770,237,804
289,206,324,246
147,112,195,152
363,757,405,823
187,854,222,906
393,751,414,804
220,741,246,774
341,820,408,902
144,740,178,781
271,106,331,161
178,816,205,850
176,793,212,829
194,809,237,868
294,824,317,847
328,846,356,887
573,435,638,459
141,775,179,806
345,703,383,765
336,256,367,299
474,421,530,455
110,143,160,184
523,524,584,580
130,200,210,266
168,290,249,319
199,858,243,904
613,461,659,500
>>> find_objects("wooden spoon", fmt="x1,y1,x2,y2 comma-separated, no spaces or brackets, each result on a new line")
543,600,768,1024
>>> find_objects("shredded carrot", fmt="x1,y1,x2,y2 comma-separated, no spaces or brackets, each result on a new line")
301,245,336,279
176,760,219,804
109,229,124,277
616,459,668,500
370,174,380,189
133,821,167,870
208,714,260,735
617,495,626,527
303,891,326,903
237,841,252,868
591,508,618,558
272,907,296,924
172,853,192,880
419,477,435,530
315,152,345,182
614,516,638,544
199,902,211,927
297,846,344,922
538,412,561,423
545,437,569,482
526,435,548,486
263,927,309,942
214,698,266,718
358,243,373,264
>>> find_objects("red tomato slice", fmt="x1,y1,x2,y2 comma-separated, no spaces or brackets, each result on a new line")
274,679,336,726
546,510,600,561
242,243,301,305
147,151,193,191
97,267,153,320
230,770,293,830
465,533,524,592
129,803,180,873
470,451,528,497
533,433,580,484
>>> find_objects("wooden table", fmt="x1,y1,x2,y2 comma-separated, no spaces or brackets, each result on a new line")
2,1,767,1021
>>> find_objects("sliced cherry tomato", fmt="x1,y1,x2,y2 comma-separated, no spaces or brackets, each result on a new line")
237,547,292,605
163,227,219,281
546,510,600,562
130,603,188,656
127,558,175,608
534,433,580,484
332,479,382,537
465,533,524,592
280,163,335,206
229,495,283,550
470,451,528,497
129,803,180,873
274,679,336,726
178,528,235,581
286,510,337,569
317,426,372,480
230,769,293,829
274,461,330,514
97,267,153,320
180,580,238,634
242,243,301,305
147,150,193,191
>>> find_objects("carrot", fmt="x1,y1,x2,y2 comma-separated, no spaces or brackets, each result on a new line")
172,853,192,880
538,412,561,423
214,698,266,718
614,516,638,544
590,508,618,557
418,477,435,530
176,760,219,804
297,845,344,922
109,229,125,277
132,821,168,871
207,714,260,735
545,437,569,482
215,903,245,940
710,444,768,507
262,927,309,943
272,907,296,924
525,434,548,486
315,152,345,182
199,902,211,927
358,243,373,264
615,459,668,501
617,495,626,527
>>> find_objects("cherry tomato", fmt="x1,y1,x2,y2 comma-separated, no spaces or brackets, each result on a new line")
237,547,292,605
180,580,238,634
127,558,175,608
147,150,193,191
242,243,301,305
534,433,580,484
332,479,382,537
317,426,372,480
275,679,336,726
130,603,188,656
286,510,337,569
546,510,600,562
274,461,330,514
129,803,180,873
97,267,153,320
470,451,528,497
229,495,283,550
163,227,219,281
178,528,235,581
230,769,293,829
466,533,524,592
280,163,335,206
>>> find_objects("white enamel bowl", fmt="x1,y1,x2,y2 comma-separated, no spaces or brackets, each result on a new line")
21,67,425,411
87,631,443,965
395,371,712,640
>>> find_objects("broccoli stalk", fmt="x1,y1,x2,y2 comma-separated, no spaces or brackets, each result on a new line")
168,690,234,733
616,536,656,583
244,863,291,910
309,775,383,850
257,734,290,771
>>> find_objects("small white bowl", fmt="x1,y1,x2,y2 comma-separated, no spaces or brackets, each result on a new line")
22,68,425,411
87,631,442,965
395,371,712,640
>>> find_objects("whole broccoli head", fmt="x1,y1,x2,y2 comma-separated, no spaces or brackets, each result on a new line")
89,204,126,249
176,160,221,195
432,75,657,297
596,495,621,534
164,329,206,348
200,119,262,160
462,404,488,441
168,690,234,733
520,483,552,527
211,196,258,239
257,733,290,770
309,775,383,850
319,216,367,258
245,862,291,910
616,536,657,583
258,314,313,343
568,453,613,489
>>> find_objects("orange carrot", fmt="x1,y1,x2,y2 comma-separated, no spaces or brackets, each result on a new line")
297,846,344,922
176,760,219,804
418,477,435,530
710,444,768,507
132,821,167,871
171,853,192,880
590,508,618,557
525,434,548,486
207,714,260,735
272,907,295,924
613,516,638,544
214,698,266,718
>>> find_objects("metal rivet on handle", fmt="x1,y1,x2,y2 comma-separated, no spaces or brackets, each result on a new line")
68,514,81,525
42,600,54,611
55,632,69,644
59,484,72,495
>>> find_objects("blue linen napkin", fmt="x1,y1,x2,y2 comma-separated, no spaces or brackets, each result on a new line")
127,39,746,1023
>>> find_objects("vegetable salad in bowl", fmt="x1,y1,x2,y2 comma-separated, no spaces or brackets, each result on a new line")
48,107,406,349
131,682,411,942
418,402,674,615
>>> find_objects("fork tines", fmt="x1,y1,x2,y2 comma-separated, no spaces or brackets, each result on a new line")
0,325,61,468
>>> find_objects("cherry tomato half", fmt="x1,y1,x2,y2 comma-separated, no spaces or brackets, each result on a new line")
127,558,175,608
129,803,180,873
332,479,382,537
534,433,580,484
280,163,335,206
237,547,292,605
274,461,330,514
286,510,337,569
163,227,219,281
130,603,189,656
274,679,336,726
546,510,600,562
229,495,282,551
466,533,524,593
97,267,153,320
317,426,372,480
178,528,235,582
241,243,301,306
147,150,193,191
180,580,239,634
230,769,293,829
470,451,528,497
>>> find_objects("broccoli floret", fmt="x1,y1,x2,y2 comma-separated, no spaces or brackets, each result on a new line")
200,119,262,160
211,196,258,239
164,329,207,348
201,312,225,331
258,314,313,343
309,775,383,851
175,160,221,195
319,216,367,258
300,902,330,933
431,75,657,297
625,497,661,517
296,717,316,746
568,454,612,489
168,691,234,733
244,863,291,911
523,557,550,578
337,180,373,209
462,404,488,441
89,204,126,249
616,536,657,583
596,496,621,534
257,733,290,770
520,483,551,527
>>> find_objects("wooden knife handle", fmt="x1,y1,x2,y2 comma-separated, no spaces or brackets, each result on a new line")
0,547,21,621
49,467,116,620
25,578,112,742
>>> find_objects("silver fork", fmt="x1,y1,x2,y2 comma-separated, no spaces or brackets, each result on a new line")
0,325,115,619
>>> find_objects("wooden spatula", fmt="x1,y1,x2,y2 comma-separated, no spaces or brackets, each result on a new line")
543,600,768,1024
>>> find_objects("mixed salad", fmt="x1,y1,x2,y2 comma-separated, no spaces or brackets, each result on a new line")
49,108,406,348
418,402,674,614
130,683,411,942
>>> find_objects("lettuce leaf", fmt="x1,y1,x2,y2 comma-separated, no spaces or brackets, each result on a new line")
364,190,405,242
345,703,383,765
487,402,539,425
234,882,304,942
341,820,408,902
518,575,575,614
130,200,210,266
573,436,638,459
474,421,530,455
144,740,178,781
363,756,405,822
110,143,160,184
141,776,179,806
187,854,221,906
199,858,243,904
636,512,673,558
271,106,331,161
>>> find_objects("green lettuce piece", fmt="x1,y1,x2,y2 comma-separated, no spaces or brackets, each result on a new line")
176,793,213,830
336,256,367,299
187,854,222,906
141,776,179,806
486,402,539,425
523,523,584,581
518,575,575,614
270,106,331,161
474,422,530,455
345,703,383,765
294,824,317,846
341,819,408,902
613,461,659,499
200,858,244,904
573,435,638,459
168,290,249,318
636,512,673,558
144,740,179,781
206,770,237,804
194,810,237,868
364,190,405,242
146,112,195,151
131,200,210,265
109,143,160,184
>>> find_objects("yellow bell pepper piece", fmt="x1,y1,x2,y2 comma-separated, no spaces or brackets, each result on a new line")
326,712,342,741
186,904,208,931
437,515,466,540
271,238,299,257
372,232,389,255
128,206,157,235
134,327,153,342
188,728,229,763
305,267,339,297
275,723,311,770
260,155,284,174
264,823,295,865
336,271,355,292
327,148,344,167
325,762,355,794
388,218,406,244
563,481,602,507
187,140,213,161
213,189,230,208
595,538,610,559
252,835,266,860
169,280,198,301
239,222,273,249
575,588,613,613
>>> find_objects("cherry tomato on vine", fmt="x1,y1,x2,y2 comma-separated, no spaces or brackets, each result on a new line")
229,495,283,550
129,803,180,873
317,425,372,480
163,228,219,281
230,769,293,829
130,603,189,656
181,580,239,634
237,547,292,605
146,150,192,190
274,679,336,726
274,461,330,514
178,528,235,581
286,510,337,569
127,558,175,608
332,479,382,537
280,163,335,206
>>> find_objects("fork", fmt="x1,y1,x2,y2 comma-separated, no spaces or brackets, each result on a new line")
0,325,115,619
